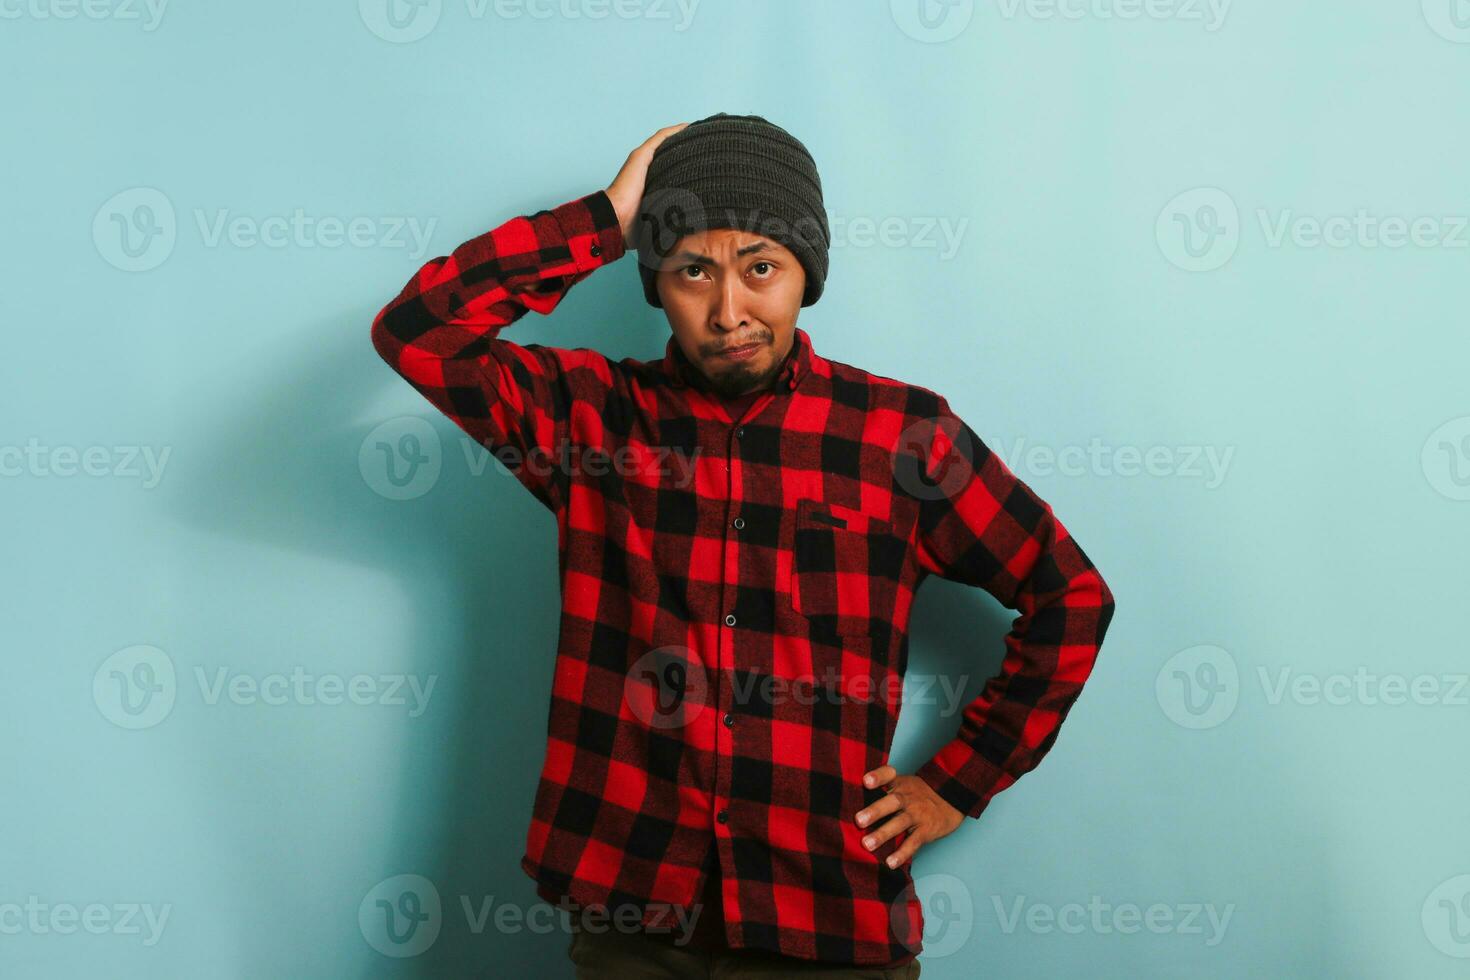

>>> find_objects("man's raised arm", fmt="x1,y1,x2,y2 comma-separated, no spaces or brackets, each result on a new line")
369,123,688,513
369,190,624,512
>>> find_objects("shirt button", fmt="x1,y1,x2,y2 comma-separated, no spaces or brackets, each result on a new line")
723,712,734,727
734,427,744,438
724,614,736,627
590,243,602,257
717,809,729,824
732,517,745,530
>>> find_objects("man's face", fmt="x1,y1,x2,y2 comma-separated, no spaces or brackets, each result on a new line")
655,228,806,398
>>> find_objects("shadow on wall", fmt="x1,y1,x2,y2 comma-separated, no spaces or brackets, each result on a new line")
898,574,1014,852
153,208,666,975
155,238,1019,976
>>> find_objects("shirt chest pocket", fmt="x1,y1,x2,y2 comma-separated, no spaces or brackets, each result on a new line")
789,498,907,638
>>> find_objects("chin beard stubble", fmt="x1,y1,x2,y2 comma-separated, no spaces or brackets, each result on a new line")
698,331,783,398
705,359,776,398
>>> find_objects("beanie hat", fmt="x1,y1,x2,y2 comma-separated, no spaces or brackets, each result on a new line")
634,112,830,308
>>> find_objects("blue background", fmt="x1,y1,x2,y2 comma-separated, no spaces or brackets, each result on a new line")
4,1,1469,976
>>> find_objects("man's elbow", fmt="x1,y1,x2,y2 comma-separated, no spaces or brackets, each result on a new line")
1090,567,1118,636
369,304,398,367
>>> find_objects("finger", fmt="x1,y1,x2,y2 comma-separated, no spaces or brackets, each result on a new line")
648,123,690,147
861,808,915,853
883,830,926,869
854,789,905,829
862,765,897,789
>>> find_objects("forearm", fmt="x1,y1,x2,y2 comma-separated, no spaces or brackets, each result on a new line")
370,189,625,370
367,189,625,512
915,534,1115,820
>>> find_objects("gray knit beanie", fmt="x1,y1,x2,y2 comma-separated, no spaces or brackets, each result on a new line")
634,112,830,308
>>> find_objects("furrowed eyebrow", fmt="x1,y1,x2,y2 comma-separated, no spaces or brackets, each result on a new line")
668,241,773,264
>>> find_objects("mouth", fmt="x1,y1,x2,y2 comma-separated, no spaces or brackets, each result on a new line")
715,340,763,362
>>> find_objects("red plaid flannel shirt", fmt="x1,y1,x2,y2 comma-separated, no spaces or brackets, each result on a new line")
370,189,1117,966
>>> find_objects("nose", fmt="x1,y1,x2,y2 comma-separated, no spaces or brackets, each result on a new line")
712,275,750,334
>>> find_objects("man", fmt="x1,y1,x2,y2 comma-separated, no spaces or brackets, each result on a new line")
371,113,1117,978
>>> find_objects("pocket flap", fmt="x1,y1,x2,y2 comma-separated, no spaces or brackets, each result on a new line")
795,498,894,537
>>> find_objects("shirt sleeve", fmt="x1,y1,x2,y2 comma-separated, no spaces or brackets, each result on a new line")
369,189,627,513
908,397,1117,820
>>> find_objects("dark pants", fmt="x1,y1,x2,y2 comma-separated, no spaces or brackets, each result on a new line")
565,920,922,979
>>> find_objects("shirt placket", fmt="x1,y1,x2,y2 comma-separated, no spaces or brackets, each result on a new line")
710,382,780,934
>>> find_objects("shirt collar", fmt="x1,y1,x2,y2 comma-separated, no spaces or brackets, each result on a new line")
661,326,817,394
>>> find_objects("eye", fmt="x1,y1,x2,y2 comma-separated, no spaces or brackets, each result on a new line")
750,261,774,277
680,263,706,280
